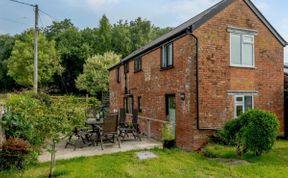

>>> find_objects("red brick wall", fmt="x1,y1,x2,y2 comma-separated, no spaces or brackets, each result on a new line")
193,0,284,137
110,36,197,150
109,0,285,150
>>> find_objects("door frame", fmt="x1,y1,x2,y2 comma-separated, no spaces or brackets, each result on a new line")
165,94,176,139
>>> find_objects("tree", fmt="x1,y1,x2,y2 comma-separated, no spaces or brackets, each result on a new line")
45,20,93,94
76,51,120,95
97,15,112,53
0,35,17,91
111,20,132,57
7,29,63,87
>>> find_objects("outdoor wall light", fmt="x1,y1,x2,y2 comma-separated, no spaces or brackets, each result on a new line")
180,93,185,100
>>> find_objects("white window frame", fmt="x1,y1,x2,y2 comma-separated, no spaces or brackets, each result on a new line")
234,95,254,118
161,42,173,68
230,33,255,68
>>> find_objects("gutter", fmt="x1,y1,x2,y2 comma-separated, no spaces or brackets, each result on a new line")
187,27,218,131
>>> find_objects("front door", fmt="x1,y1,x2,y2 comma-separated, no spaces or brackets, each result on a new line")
166,95,176,138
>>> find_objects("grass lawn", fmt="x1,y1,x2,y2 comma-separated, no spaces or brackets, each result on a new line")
1,140,288,178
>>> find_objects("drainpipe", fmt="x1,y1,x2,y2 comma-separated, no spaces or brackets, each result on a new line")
187,27,218,131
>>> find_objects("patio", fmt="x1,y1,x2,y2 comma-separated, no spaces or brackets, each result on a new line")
39,137,162,162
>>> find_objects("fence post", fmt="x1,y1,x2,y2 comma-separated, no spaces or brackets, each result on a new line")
0,104,6,145
147,120,151,139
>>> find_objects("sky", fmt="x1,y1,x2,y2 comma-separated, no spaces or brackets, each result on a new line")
0,0,287,62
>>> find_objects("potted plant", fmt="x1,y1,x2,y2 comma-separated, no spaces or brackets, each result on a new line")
162,121,175,149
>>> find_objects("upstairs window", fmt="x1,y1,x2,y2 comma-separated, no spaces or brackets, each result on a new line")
134,57,142,72
138,96,142,112
161,42,173,69
116,67,120,83
124,63,129,73
234,95,253,118
230,33,254,67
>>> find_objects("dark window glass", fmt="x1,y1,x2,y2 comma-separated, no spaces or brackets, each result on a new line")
124,63,129,73
134,57,142,72
116,67,120,83
138,96,142,112
161,43,173,68
124,97,133,113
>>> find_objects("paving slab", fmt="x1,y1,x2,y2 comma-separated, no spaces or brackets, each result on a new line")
136,151,158,160
39,137,162,162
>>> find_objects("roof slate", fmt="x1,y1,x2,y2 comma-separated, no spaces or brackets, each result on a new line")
110,0,287,70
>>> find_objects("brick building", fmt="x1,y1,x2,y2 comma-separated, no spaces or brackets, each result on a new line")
109,0,287,150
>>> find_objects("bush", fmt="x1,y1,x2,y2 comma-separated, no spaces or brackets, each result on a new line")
0,138,33,170
212,110,279,156
0,112,34,143
211,119,241,145
238,110,279,156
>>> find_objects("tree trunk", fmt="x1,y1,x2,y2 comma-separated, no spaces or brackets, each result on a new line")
236,142,242,157
49,140,57,178
0,105,6,146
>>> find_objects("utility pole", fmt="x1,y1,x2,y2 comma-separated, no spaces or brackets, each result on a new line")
8,0,38,93
33,5,39,93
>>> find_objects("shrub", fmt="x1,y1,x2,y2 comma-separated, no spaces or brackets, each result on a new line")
212,110,279,156
162,122,175,141
0,137,33,170
238,110,279,156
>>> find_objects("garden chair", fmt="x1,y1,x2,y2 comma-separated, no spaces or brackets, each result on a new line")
65,112,94,150
97,113,120,150
65,127,92,150
119,109,141,141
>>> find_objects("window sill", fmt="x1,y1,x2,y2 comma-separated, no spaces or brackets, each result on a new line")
160,66,174,71
230,65,256,69
134,69,142,73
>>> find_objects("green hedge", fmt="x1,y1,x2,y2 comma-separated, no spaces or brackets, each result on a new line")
212,109,279,156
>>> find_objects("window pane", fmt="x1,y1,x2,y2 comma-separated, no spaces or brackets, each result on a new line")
243,36,253,43
168,44,173,66
139,58,142,70
236,105,243,117
242,43,253,66
244,96,253,111
236,96,243,102
138,96,142,112
162,47,167,67
231,34,241,65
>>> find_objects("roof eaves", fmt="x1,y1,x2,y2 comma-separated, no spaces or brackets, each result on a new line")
118,0,234,65
244,0,287,46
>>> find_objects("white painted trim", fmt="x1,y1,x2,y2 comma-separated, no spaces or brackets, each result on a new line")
228,90,258,96
233,95,254,118
227,26,258,35
229,32,255,68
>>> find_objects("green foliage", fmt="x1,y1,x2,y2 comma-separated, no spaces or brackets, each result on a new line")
214,110,280,156
2,141,288,177
0,112,33,143
2,92,87,147
211,118,241,145
237,110,279,156
1,16,171,94
0,137,33,170
0,34,17,91
7,29,63,87
162,122,175,141
76,52,120,95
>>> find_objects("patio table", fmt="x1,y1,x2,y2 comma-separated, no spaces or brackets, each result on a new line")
85,118,104,146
